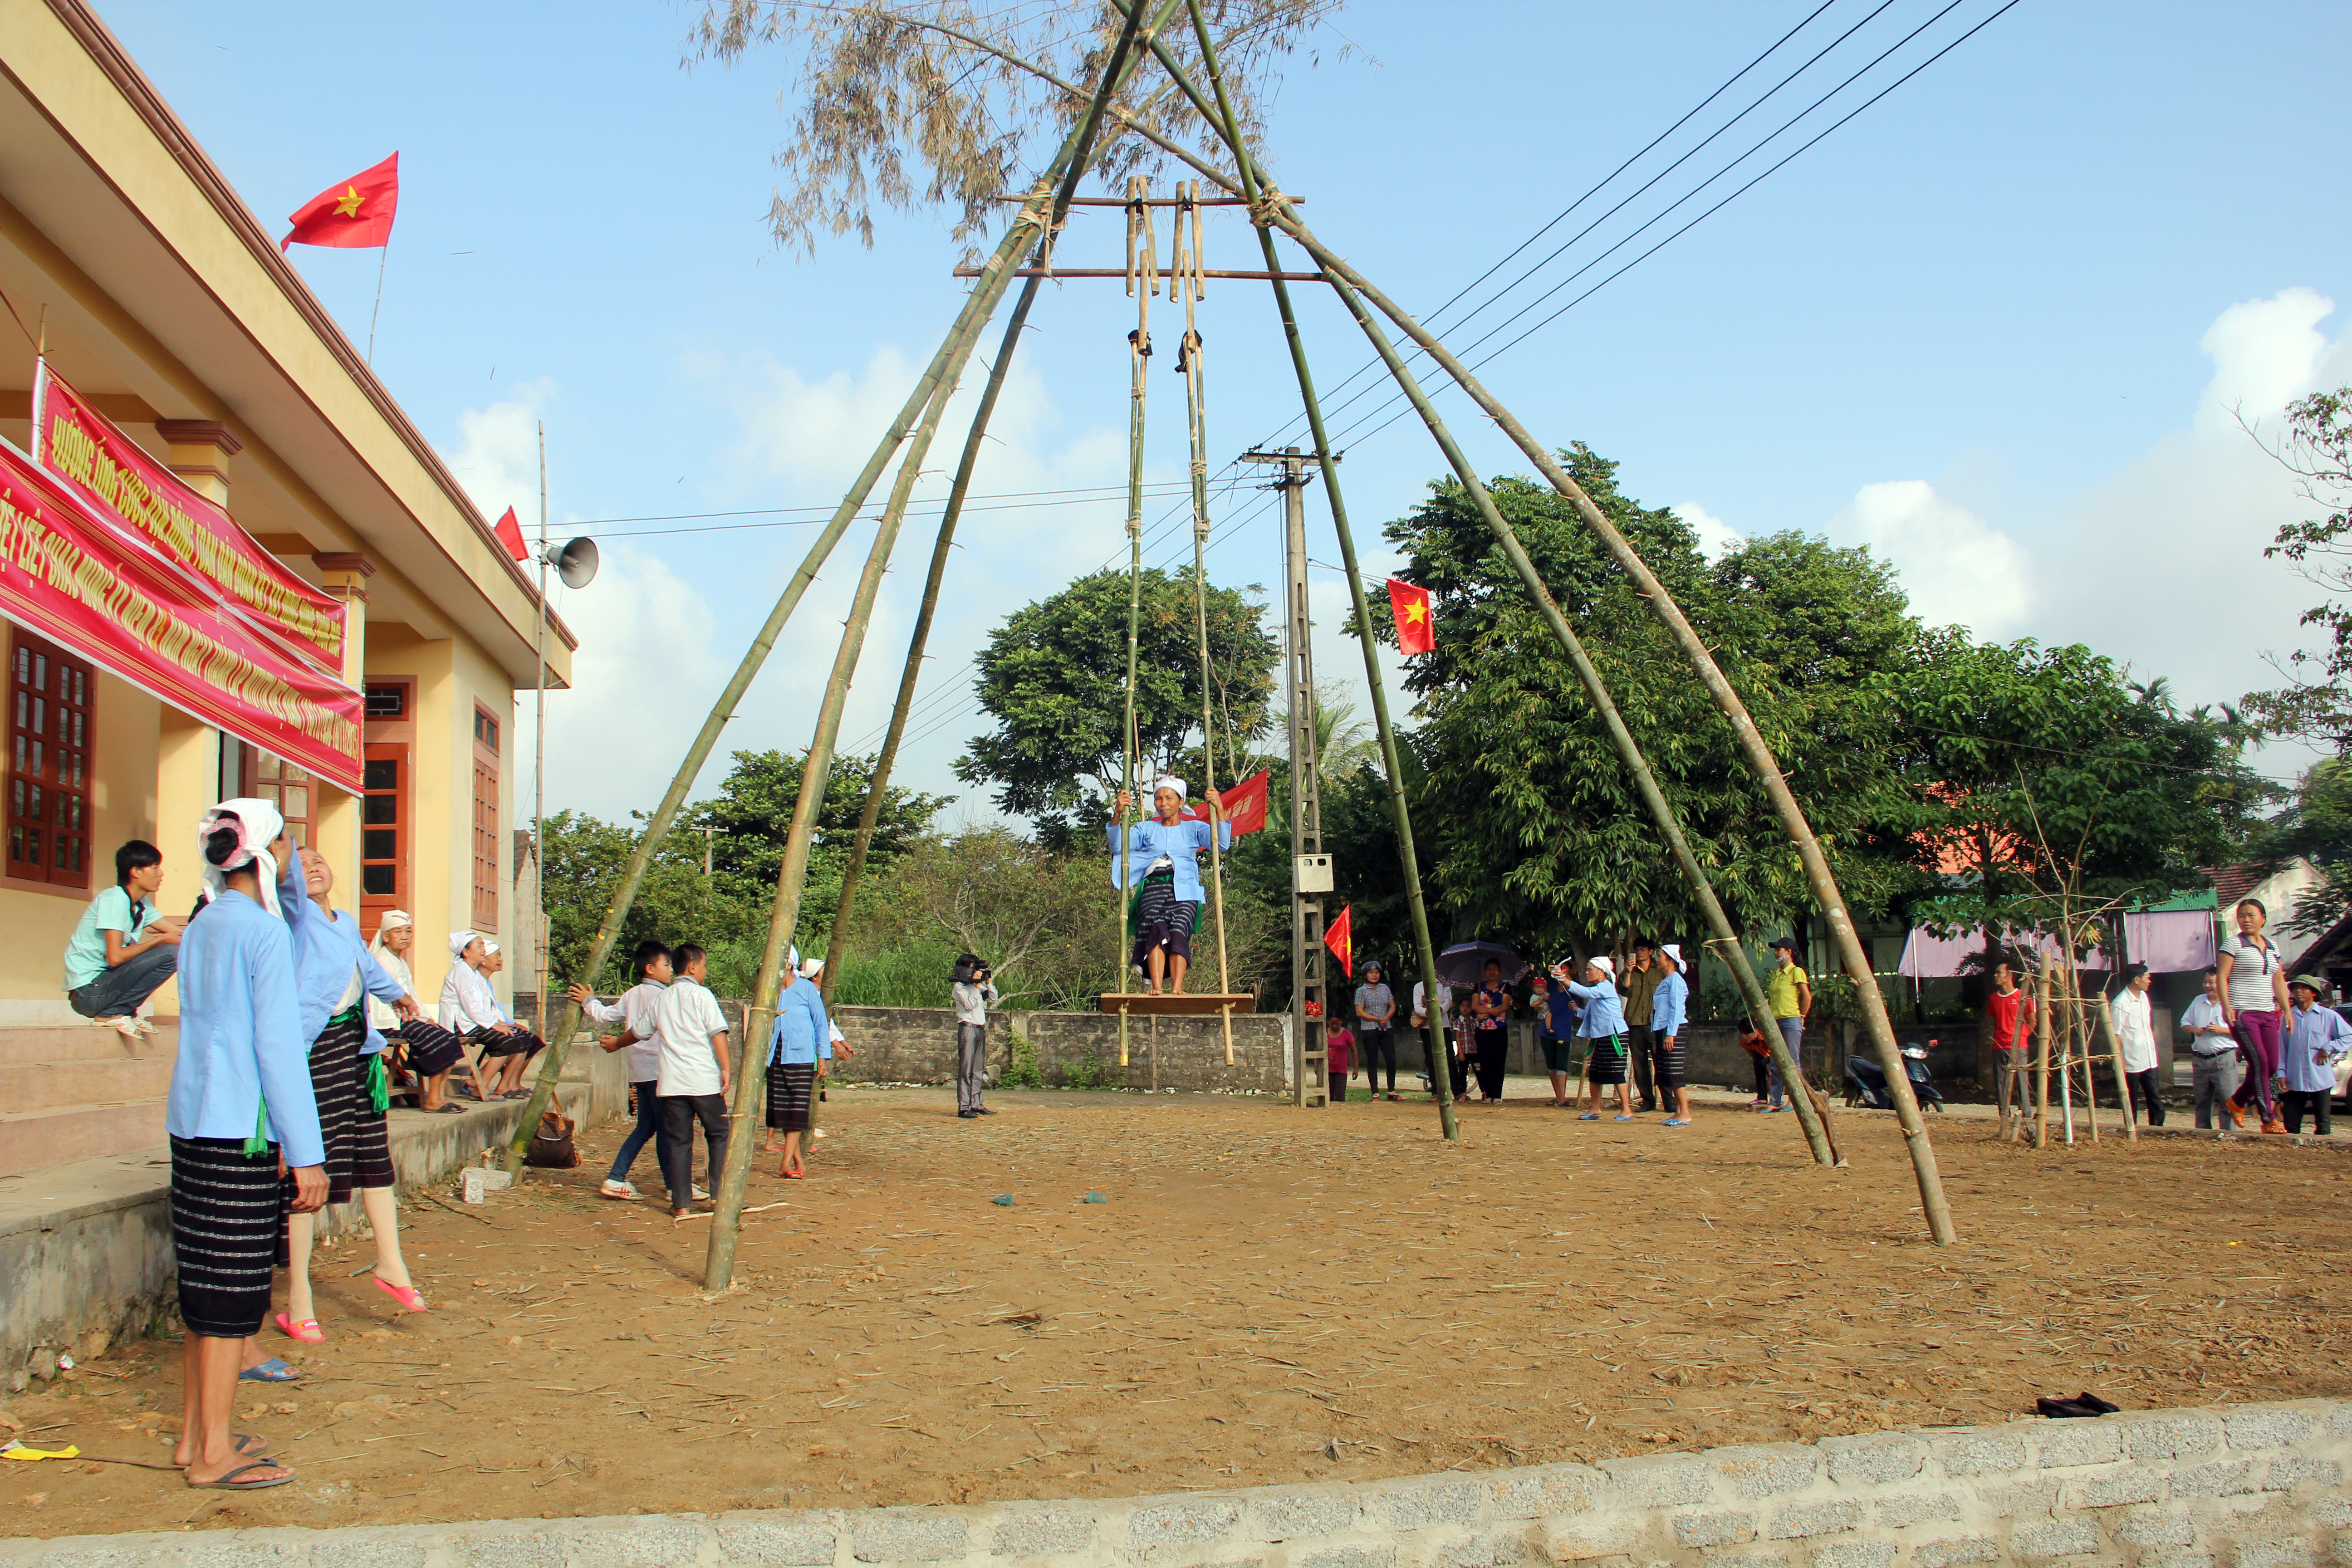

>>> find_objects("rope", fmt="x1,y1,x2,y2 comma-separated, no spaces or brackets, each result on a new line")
1114,176,1157,1064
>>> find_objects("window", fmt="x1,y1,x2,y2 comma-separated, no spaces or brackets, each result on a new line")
253,754,312,850
471,702,501,931
7,633,93,888
359,743,409,931
365,685,407,719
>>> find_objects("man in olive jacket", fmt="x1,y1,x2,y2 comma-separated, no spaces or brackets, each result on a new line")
1620,937,1663,1114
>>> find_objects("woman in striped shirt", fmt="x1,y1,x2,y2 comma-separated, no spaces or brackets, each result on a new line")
2217,897,2293,1134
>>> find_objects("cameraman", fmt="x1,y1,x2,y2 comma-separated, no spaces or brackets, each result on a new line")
951,954,1000,1120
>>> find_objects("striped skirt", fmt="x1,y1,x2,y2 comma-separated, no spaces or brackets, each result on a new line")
767,1061,816,1132
308,1008,365,1205
170,1135,284,1339
1651,1032,1689,1090
1586,1034,1629,1086
351,1046,396,1192
1130,873,1197,970
392,1019,464,1078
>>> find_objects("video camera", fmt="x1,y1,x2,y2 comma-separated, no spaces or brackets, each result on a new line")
951,953,991,986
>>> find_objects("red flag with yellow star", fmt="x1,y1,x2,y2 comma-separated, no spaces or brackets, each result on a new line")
1323,904,1353,979
1386,577,1434,655
282,153,400,251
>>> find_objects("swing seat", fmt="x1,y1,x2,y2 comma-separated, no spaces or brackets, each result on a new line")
1097,993,1252,1017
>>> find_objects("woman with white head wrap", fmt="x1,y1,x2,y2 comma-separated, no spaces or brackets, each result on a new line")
1649,944,1693,1127
368,913,470,1112
435,931,546,1098
165,799,318,1488
1568,953,1632,1122
1108,774,1232,995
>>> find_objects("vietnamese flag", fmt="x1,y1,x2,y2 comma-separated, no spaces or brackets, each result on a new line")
1386,577,1434,655
282,153,400,251
491,506,529,562
1323,904,1353,979
1188,769,1270,837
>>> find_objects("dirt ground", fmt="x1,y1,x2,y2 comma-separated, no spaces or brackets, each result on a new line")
4,1083,2348,1538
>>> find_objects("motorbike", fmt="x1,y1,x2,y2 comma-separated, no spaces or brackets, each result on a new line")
1847,1042,1944,1112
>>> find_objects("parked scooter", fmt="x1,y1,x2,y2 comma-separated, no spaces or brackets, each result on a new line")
1846,1042,1945,1112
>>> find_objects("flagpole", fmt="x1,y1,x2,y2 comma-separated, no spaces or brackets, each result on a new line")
366,231,391,366
534,423,549,1037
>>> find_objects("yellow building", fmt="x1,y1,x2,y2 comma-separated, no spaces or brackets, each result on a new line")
0,0,573,1163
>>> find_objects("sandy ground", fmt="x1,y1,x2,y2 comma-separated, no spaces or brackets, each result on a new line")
3,1080,2347,1538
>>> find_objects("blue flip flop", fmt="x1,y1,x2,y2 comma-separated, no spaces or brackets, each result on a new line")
239,1357,301,1382
1576,1112,1599,1121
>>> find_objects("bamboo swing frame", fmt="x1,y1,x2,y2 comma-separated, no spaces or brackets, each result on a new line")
495,0,1962,1286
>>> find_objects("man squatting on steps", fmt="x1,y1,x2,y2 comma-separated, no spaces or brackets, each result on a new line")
568,939,673,1202
952,952,1000,1119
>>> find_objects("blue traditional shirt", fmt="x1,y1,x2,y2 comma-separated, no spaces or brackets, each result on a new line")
768,974,834,1066
1650,970,1689,1038
1568,978,1626,1039
1107,815,1232,903
167,889,324,1167
2283,1002,2352,1094
280,868,407,1052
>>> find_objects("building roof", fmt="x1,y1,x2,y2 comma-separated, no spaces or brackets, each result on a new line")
0,0,575,688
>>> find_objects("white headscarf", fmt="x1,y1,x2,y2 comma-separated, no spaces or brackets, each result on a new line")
799,957,825,980
1152,774,1186,802
196,798,287,920
449,930,478,959
483,939,501,957
1659,943,1682,967
1590,954,1615,978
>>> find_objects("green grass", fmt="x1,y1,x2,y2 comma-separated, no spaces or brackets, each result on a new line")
832,941,958,1009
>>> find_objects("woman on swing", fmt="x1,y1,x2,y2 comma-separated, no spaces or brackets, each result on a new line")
1110,774,1231,995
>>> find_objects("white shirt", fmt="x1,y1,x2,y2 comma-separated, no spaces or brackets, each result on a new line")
2220,934,2283,1013
2180,993,2232,1054
368,947,417,1032
1412,980,1452,1023
952,980,999,1026
582,980,669,1083
654,977,730,1098
439,960,504,1033
2110,988,2157,1073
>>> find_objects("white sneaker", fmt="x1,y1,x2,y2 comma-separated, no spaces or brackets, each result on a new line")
692,1184,710,1201
600,1180,640,1201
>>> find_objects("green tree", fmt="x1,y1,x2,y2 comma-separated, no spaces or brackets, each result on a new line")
956,566,1279,848
2242,387,2352,750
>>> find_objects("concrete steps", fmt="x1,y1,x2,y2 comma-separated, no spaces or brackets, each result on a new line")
0,1019,175,1178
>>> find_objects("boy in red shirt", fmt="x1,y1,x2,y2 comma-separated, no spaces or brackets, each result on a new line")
1986,959,2035,1128
1326,1022,1354,1102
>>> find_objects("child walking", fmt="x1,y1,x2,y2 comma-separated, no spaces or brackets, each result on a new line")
1326,1020,1354,1102
652,944,731,1218
568,939,672,1200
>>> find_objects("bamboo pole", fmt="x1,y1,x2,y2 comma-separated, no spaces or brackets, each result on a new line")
1170,0,1834,1166
496,166,1065,1178
2096,992,2138,1143
703,0,1171,1289
1174,184,1236,1065
2033,961,2052,1149
1113,176,1154,1068
818,270,1049,1006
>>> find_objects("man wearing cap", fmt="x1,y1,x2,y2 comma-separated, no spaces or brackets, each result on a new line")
2280,975,2351,1136
1110,776,1231,995
1651,944,1693,1126
1762,937,1810,1113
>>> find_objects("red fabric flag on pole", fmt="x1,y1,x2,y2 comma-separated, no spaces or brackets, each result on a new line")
1323,904,1354,979
491,506,529,562
1188,770,1270,837
1386,577,1435,655
282,153,400,251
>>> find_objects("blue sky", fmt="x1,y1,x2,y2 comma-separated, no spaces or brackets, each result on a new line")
97,0,2352,824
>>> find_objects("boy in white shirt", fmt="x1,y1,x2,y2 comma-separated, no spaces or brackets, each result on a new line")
2110,962,2164,1127
568,938,672,1201
652,943,732,1219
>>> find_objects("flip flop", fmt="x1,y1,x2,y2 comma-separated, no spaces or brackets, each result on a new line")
1613,1114,1636,1122
1576,1112,1599,1121
238,1357,302,1382
375,1277,428,1312
231,1433,272,1458
430,1103,466,1115
275,1313,324,1343
186,1459,296,1491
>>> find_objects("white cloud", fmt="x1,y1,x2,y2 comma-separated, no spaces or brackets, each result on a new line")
444,381,554,523
2193,286,2346,435
1833,479,2034,641
1673,501,1743,561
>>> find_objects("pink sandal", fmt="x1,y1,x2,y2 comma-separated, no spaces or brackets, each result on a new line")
374,1277,427,1312
274,1312,324,1343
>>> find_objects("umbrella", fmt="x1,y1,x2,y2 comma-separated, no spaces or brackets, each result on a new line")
1436,941,1526,988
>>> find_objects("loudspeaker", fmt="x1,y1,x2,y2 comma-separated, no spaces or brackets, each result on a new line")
541,535,598,589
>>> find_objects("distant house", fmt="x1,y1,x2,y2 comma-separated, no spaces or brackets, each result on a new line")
2208,858,2326,968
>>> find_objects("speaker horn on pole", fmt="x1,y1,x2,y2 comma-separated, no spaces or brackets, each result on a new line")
542,536,598,589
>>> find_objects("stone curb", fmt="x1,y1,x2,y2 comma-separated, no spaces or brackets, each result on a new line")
3,1397,2344,1567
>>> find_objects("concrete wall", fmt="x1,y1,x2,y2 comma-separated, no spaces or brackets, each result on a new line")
824,1004,1293,1095
5,1397,2341,1566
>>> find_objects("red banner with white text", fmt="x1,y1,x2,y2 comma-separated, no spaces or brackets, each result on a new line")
33,364,348,675
0,438,363,791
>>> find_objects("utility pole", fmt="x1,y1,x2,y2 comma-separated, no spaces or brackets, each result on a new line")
1243,445,1328,1107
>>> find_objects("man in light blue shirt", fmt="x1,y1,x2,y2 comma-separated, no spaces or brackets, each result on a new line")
2281,975,2351,1136
1650,944,1693,1127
